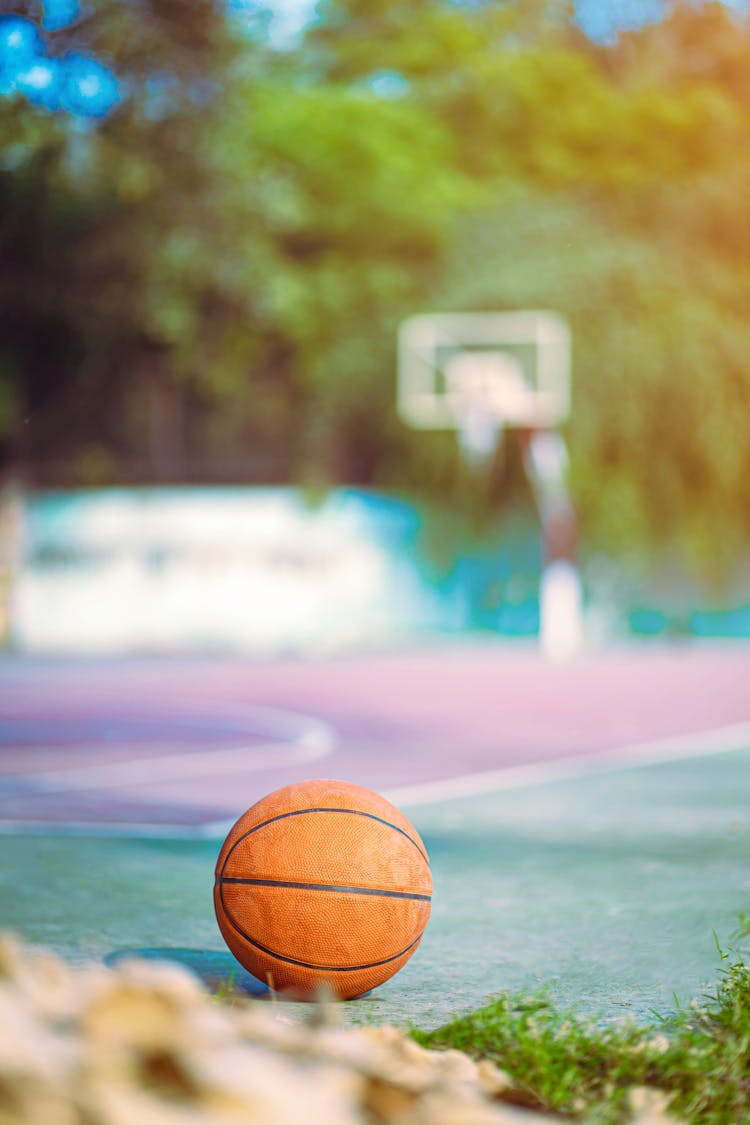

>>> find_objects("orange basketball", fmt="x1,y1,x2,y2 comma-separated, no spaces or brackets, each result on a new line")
213,779,432,999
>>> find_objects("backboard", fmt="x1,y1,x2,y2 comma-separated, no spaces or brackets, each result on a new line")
397,311,571,431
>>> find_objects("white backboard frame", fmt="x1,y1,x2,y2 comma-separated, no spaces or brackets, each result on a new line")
397,311,571,430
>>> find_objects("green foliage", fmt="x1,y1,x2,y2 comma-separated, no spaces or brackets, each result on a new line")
147,71,471,481
433,191,750,575
3,0,750,575
414,990,646,1121
412,932,750,1123
0,0,246,478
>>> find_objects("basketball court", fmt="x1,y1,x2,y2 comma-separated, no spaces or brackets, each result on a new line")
2,308,748,1028
1,644,749,1028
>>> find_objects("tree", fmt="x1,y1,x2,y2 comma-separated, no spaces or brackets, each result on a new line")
3,0,750,584
1,0,469,485
168,74,471,483
0,0,246,482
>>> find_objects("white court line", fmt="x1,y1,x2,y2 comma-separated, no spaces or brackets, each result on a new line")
383,722,750,808
0,818,236,839
0,704,336,795
3,721,750,838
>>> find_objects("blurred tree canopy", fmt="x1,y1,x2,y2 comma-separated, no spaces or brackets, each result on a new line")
1,0,750,578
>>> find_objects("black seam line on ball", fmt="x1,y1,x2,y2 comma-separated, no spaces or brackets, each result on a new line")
219,883,424,972
221,807,429,874
217,876,431,903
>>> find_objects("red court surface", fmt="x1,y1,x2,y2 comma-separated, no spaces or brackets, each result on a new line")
1,644,749,832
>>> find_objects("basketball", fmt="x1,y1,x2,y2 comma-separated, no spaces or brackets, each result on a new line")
213,779,432,999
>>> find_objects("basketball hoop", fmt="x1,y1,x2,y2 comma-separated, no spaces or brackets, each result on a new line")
397,310,571,433
396,309,582,658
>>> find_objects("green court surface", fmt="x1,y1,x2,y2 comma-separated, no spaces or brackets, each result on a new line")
1,743,748,1031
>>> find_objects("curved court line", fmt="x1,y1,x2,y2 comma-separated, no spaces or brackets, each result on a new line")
0,704,336,795
383,721,750,808
3,720,750,838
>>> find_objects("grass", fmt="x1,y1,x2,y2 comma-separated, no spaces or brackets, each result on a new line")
410,918,750,1124
214,969,236,1003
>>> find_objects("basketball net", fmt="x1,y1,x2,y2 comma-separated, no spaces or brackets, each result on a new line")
447,350,534,471
455,399,505,470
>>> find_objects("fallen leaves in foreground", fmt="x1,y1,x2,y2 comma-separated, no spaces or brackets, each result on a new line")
0,935,675,1125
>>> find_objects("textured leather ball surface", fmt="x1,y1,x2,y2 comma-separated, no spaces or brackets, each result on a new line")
213,779,432,999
